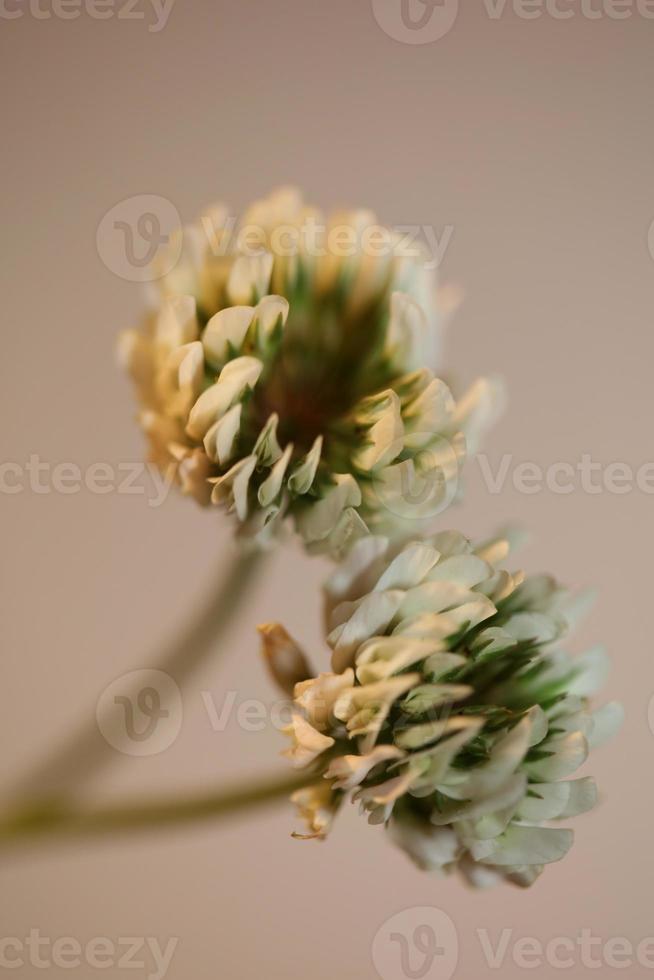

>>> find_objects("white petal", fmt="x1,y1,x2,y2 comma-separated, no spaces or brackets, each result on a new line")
325,745,404,791
517,782,571,822
389,814,459,871
355,636,443,685
373,542,441,592
427,554,492,589
294,669,355,731
210,454,256,520
258,443,293,507
156,295,198,349
296,474,361,546
256,294,289,337
385,291,430,372
474,826,573,866
457,714,533,799
287,436,322,495
203,403,242,465
351,391,404,473
324,535,389,611
282,714,334,768
227,252,274,304
557,777,598,818
330,590,404,673
187,357,262,439
253,413,282,466
568,647,610,697
396,715,481,751
453,377,506,454
588,702,623,748
526,732,588,781
202,305,255,367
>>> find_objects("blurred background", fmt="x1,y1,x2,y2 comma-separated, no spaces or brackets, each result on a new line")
1,1,651,977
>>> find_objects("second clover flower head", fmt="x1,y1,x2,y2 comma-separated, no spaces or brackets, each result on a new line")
267,530,622,887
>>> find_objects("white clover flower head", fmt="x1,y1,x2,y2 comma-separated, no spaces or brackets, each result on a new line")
269,530,622,887
121,187,502,555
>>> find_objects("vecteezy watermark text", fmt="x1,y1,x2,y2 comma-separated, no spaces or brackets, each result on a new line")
372,907,654,978
0,931,178,979
0,456,175,507
3,452,654,507
371,0,654,45
96,193,455,282
475,452,654,496
0,0,175,31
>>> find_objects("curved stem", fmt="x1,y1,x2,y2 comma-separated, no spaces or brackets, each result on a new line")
8,548,267,803
0,770,312,848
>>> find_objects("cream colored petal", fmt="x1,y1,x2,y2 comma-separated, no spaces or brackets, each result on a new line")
568,647,610,697
321,507,369,561
258,443,294,507
354,771,414,805
397,582,481,622
325,745,405,791
290,780,339,839
329,589,405,674
350,390,404,473
517,782,571,822
294,669,355,731
287,436,322,496
472,826,573,867
252,413,282,466
403,376,456,441
400,683,473,715
455,713,534,800
203,403,242,466
355,636,444,685
525,732,588,782
503,611,563,645
588,702,623,748
227,252,274,304
388,814,460,872
282,713,335,769
324,535,389,613
385,291,430,372
296,474,361,546
156,295,199,349
255,293,290,337
373,542,441,592
453,376,506,454
556,777,598,818
408,720,485,795
187,356,263,440
395,714,480,751
432,773,527,828
202,305,255,368
210,454,257,521
426,554,492,589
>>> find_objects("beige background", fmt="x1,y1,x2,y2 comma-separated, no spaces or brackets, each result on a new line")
1,1,652,977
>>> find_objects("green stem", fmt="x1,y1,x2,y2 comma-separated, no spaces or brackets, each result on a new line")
8,548,266,802
0,771,313,847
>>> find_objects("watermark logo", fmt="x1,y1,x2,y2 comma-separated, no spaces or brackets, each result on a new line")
96,669,182,756
372,907,459,980
96,194,181,282
371,0,460,44
371,434,462,522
